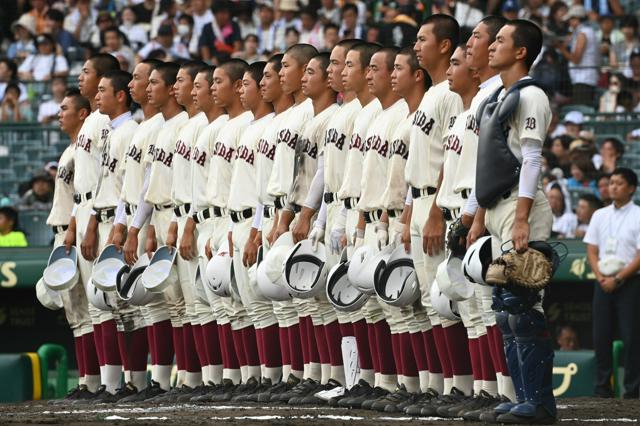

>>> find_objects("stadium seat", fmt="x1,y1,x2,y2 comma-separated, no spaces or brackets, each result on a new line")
19,210,53,246
561,104,596,117
569,187,596,208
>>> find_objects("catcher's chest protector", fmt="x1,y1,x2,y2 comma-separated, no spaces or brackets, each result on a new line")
475,79,542,208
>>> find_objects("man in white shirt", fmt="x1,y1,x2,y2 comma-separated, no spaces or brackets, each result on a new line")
584,167,640,400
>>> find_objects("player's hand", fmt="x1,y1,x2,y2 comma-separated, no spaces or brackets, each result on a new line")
81,227,98,261
401,221,411,254
292,217,311,243
266,224,277,248
253,231,262,247
374,222,389,250
205,238,213,259
272,222,288,244
352,228,365,251
63,227,76,254
166,222,178,248
111,224,126,252
422,209,445,257
123,230,138,265
467,217,485,249
512,218,529,253
599,276,617,293
179,228,196,261
243,237,258,267
145,232,157,259
308,226,325,251
329,225,346,255
227,231,234,257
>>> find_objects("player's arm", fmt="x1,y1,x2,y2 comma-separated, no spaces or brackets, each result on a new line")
422,165,445,256
166,216,178,249
292,153,325,242
243,205,263,267
81,213,99,261
63,205,78,253
124,164,154,264
274,208,295,241
512,137,542,252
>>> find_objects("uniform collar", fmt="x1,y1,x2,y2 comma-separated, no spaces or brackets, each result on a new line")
612,200,634,212
480,74,501,89
110,111,132,129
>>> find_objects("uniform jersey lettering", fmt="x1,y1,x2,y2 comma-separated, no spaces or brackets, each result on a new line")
448,116,456,129
58,166,73,184
213,141,234,162
192,147,207,167
413,111,435,136
390,139,408,159
77,135,92,153
324,128,347,151
235,145,255,165
444,133,462,155
349,134,363,151
126,145,143,164
524,117,536,130
278,129,299,150
153,146,173,167
364,135,389,157
175,139,191,160
298,137,318,160
466,114,479,135
257,138,276,161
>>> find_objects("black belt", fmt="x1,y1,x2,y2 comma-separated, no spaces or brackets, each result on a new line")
212,205,226,217
323,192,339,204
95,207,116,223
411,186,437,199
230,208,254,223
174,203,191,218
343,197,359,210
274,195,287,209
193,207,212,224
291,204,301,214
387,209,403,218
51,225,68,234
461,189,470,200
125,203,137,215
154,203,173,211
364,209,383,224
441,207,460,222
73,191,92,204
263,205,275,219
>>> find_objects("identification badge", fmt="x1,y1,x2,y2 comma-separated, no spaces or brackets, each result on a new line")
605,237,618,256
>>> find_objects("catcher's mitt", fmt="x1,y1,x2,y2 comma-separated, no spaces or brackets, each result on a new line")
485,248,552,289
446,218,468,256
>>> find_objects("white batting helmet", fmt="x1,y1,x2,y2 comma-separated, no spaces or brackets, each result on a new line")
204,241,235,297
85,278,113,311
440,254,475,301
43,245,79,291
116,253,161,306
256,233,293,301
326,248,369,312
92,245,126,292
375,245,420,307
142,246,178,293
36,278,63,310
431,264,460,321
347,244,394,295
462,236,494,286
192,259,210,306
283,239,328,299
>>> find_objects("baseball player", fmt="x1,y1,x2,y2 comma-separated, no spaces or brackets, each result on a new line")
47,89,100,401
329,42,382,407
402,16,463,414
126,62,189,394
88,69,145,402
468,20,556,424
153,61,210,402
114,59,174,403
185,65,229,399
201,59,255,400
227,61,281,393
62,53,121,400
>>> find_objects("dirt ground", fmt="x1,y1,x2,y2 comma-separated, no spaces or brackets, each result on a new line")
0,398,638,425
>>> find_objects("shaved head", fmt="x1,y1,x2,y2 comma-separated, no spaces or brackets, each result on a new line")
284,43,319,66
220,58,249,82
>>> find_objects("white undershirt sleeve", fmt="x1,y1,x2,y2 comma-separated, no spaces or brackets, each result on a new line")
114,199,127,226
131,164,154,229
71,204,78,217
303,153,325,210
518,137,543,200
313,199,328,229
462,189,479,216
252,203,264,231
405,188,413,206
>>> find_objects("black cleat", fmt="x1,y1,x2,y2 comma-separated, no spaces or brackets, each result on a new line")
352,386,389,409
242,377,273,402
207,378,237,402
419,386,466,416
119,380,166,403
49,384,95,405
334,380,373,407
190,381,225,403
288,379,342,405
261,374,300,403
371,385,418,413
147,384,194,404
496,406,557,425
228,377,260,402
72,385,109,405
97,382,139,403
403,388,439,415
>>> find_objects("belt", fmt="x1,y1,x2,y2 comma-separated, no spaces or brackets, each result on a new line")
323,192,339,204
387,208,403,218
263,205,275,219
154,203,173,211
291,204,301,213
442,207,460,222
461,189,470,199
95,207,116,223
125,203,137,216
274,195,287,209
410,186,437,199
212,205,227,217
230,208,254,223
174,203,191,218
193,207,213,224
73,191,92,204
51,225,68,234
364,209,383,224
343,197,359,210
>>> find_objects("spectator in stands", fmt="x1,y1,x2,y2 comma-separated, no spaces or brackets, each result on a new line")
558,5,601,106
8,14,36,64
38,76,66,124
378,5,418,48
285,27,300,49
562,110,584,138
597,173,612,204
100,27,134,72
546,1,569,39
0,58,27,103
584,167,640,399
43,9,77,57
548,183,578,238
17,172,53,211
340,3,366,40
556,325,580,351
0,206,28,247
568,154,598,191
575,193,604,238
519,0,550,21
234,2,256,40
273,0,302,53
256,2,276,55
176,14,195,49
599,73,624,112
187,0,214,55
132,0,156,24
550,135,574,176
63,0,95,45
598,14,622,68
90,11,116,49
366,24,380,43
323,23,340,51
0,82,32,121
501,0,520,20
299,7,324,50
44,161,58,180
118,6,148,51
231,34,263,64
593,137,624,173
319,0,341,26
24,0,49,35
611,15,639,77
137,25,189,63
18,34,69,81
150,0,179,39
199,1,242,64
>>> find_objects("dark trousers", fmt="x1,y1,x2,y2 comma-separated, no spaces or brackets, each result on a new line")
592,275,640,398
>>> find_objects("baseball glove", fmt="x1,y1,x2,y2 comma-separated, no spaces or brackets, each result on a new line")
485,248,552,289
446,217,468,256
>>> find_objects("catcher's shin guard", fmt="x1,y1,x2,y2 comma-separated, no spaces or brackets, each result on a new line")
495,310,523,412
510,309,556,418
